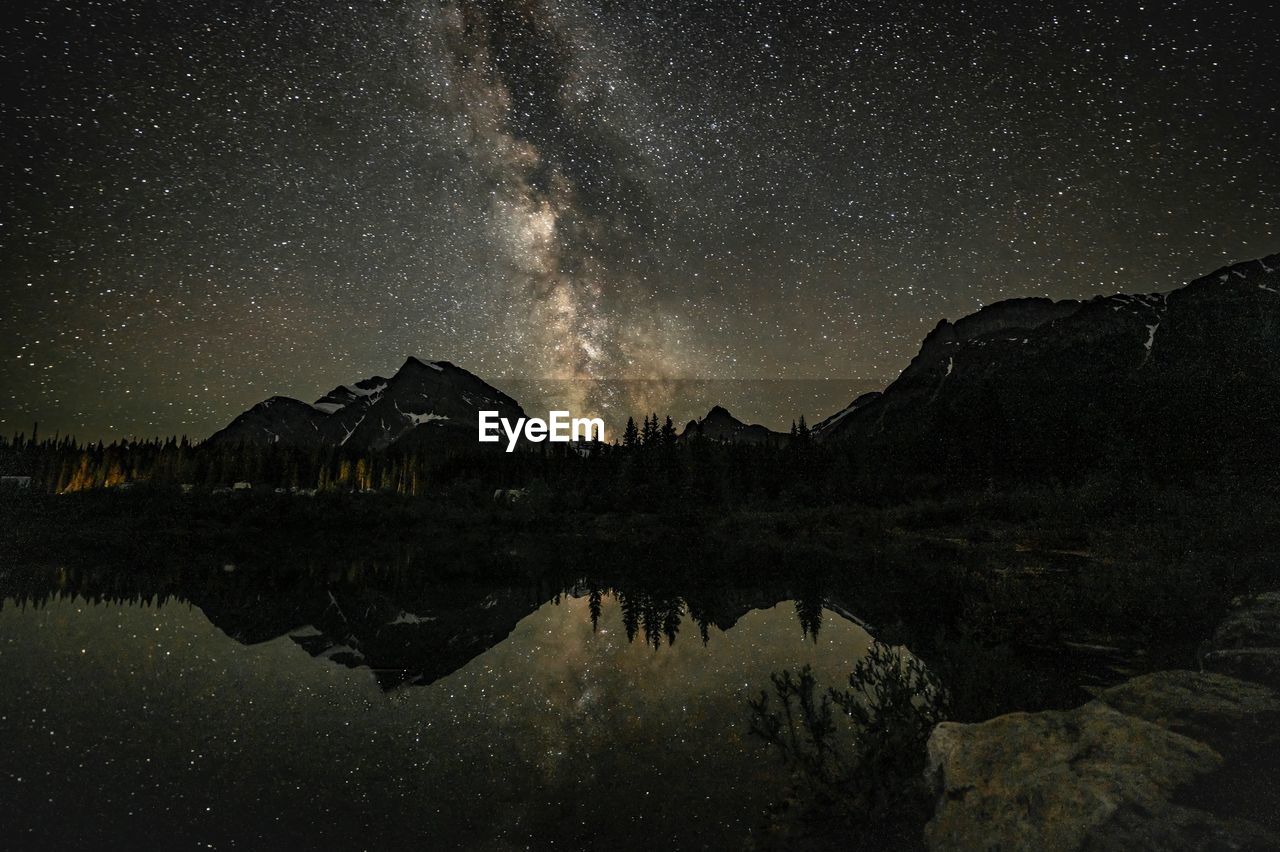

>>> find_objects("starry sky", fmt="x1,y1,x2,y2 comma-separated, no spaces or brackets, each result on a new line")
0,589,871,845
3,0,1277,440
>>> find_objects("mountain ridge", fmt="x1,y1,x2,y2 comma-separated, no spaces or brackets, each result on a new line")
207,357,525,452
206,251,1280,477
811,251,1280,485
680,405,787,445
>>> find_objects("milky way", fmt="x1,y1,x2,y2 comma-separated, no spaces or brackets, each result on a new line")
426,0,697,414
2,0,1277,439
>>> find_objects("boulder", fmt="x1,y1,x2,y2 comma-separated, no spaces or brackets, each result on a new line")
923,595,1280,850
1208,592,1280,650
1095,669,1280,754
922,701,1275,850
1201,592,1280,689
1201,649,1280,690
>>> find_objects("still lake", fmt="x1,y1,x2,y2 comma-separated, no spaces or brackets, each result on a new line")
0,572,876,849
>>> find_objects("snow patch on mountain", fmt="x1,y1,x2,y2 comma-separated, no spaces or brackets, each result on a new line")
391,611,437,625
340,415,366,445
347,382,386,397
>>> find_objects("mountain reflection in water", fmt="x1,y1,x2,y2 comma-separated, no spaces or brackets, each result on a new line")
0,564,873,849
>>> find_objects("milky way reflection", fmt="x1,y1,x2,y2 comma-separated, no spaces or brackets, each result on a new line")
0,590,872,848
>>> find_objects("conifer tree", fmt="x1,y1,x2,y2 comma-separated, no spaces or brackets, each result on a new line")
641,413,659,446
661,415,677,447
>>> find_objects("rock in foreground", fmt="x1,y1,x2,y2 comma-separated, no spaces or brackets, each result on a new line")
1201,592,1280,690
924,594,1280,851
923,701,1242,850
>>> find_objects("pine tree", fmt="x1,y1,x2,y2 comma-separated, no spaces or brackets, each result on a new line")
641,414,659,447
622,417,639,448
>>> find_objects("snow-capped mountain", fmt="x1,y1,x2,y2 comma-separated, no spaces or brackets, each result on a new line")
207,357,525,451
810,391,883,439
813,252,1280,483
283,582,548,690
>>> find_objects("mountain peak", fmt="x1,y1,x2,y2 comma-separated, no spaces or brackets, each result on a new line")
209,358,524,451
399,356,446,374
811,250,1280,451
812,391,882,438
681,405,784,445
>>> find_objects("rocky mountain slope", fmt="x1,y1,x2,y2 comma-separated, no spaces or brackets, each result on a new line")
816,253,1280,485
680,405,787,445
208,357,525,452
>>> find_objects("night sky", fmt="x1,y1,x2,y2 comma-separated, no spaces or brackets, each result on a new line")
3,0,1277,440
0,590,871,845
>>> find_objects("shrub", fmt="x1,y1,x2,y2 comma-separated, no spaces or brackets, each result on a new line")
748,640,948,836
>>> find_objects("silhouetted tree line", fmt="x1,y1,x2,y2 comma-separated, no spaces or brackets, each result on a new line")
0,557,830,675
3,388,1272,505
0,415,855,507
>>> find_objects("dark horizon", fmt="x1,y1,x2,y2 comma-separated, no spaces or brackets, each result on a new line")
7,246,1280,446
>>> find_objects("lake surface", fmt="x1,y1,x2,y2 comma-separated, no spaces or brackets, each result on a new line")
0,572,877,849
